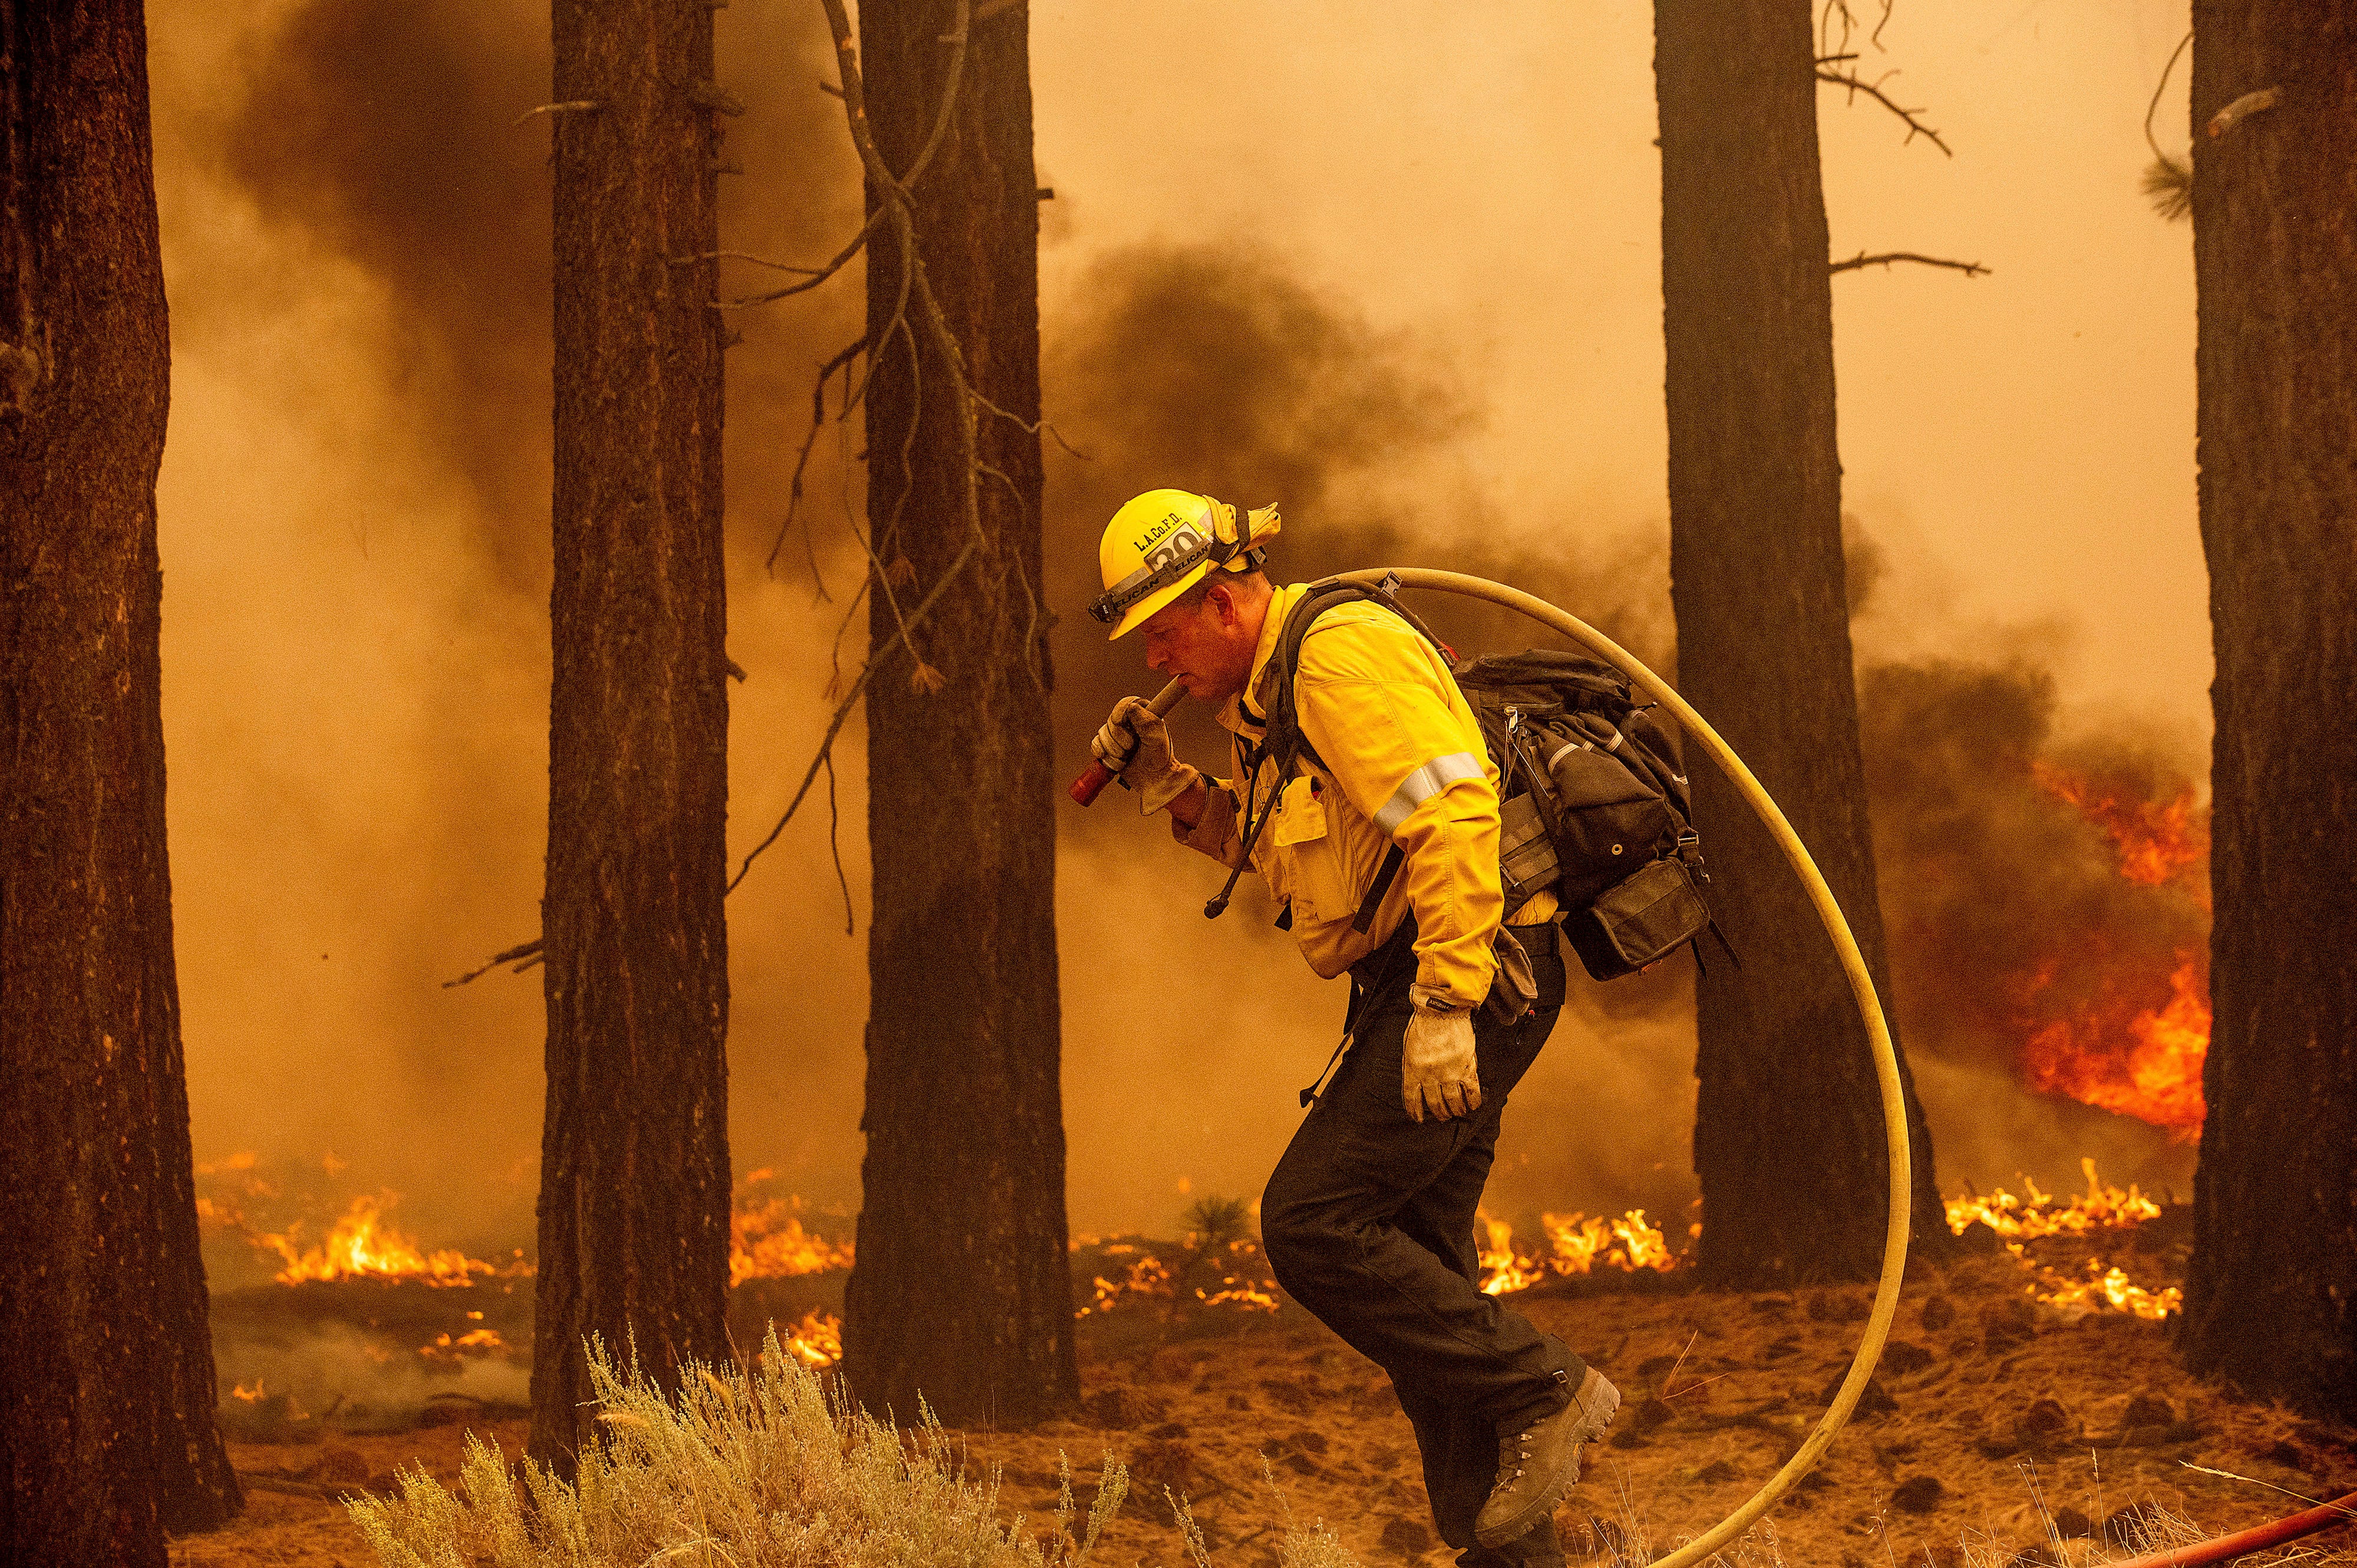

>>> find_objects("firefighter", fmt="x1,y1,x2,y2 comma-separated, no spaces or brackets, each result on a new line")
1086,489,1620,1567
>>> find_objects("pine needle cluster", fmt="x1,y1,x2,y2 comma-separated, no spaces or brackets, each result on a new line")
2143,154,2194,223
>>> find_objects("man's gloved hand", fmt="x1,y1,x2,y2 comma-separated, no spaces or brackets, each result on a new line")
1092,695,1200,816
1402,986,1482,1122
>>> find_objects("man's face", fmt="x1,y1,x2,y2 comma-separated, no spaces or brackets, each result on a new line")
1141,581,1262,704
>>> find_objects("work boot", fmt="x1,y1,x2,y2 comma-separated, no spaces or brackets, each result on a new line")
1473,1367,1620,1550
1457,1511,1566,1568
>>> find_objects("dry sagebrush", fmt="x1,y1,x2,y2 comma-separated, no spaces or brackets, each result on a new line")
346,1328,1361,1568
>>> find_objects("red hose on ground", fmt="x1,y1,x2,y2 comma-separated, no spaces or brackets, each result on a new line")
2107,1490,2356,1568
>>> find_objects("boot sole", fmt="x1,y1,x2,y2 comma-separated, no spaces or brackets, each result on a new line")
1473,1368,1621,1549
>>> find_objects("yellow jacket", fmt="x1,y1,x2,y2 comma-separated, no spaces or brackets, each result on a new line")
1172,583,1553,1006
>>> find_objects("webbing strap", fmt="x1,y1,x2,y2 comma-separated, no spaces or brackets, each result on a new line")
1350,843,1406,934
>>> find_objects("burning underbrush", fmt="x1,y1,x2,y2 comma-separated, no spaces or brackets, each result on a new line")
197,1146,2195,1453
181,1168,2357,1568
200,1161,856,1442
1464,1158,2186,1336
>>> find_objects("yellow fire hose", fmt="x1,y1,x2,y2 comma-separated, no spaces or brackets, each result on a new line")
1322,569,1912,1567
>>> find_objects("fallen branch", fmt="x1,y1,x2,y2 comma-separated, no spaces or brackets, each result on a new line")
1830,249,1988,278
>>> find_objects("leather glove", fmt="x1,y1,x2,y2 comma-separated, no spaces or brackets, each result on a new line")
1402,986,1482,1122
1092,695,1199,816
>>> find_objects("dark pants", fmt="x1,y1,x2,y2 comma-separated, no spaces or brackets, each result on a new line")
1262,917,1581,1566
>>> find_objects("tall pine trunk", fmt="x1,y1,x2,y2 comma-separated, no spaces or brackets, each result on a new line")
841,0,1075,1425
1653,0,1945,1283
2178,1,2357,1414
528,0,732,1470
0,0,242,1557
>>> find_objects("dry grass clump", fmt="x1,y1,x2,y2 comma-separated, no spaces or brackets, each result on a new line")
345,1328,1358,1568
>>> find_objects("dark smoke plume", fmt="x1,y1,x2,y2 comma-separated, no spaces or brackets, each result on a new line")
1854,630,2210,1193
213,0,863,588
216,0,555,586
163,0,872,1230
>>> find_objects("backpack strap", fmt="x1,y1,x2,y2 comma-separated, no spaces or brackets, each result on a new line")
1204,737,1289,919
1349,843,1406,934
1210,576,1450,923
1259,573,1452,773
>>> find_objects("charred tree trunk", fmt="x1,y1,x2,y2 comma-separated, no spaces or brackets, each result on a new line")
841,0,1075,1425
0,1,242,1557
528,0,731,1471
2178,2,2357,1415
1653,0,1945,1284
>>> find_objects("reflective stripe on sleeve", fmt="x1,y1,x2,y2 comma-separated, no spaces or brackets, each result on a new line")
1372,750,1487,836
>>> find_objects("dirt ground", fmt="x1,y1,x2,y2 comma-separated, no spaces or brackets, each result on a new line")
169,1229,2357,1568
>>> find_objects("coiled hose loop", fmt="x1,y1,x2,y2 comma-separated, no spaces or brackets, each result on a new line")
1329,568,1912,1568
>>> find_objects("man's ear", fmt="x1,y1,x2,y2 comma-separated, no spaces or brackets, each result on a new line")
1205,579,1239,627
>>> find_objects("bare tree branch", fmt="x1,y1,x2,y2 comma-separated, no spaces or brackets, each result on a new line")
2139,29,2196,222
716,209,886,308
822,748,852,933
452,0,1002,987
512,100,599,128
443,938,546,989
674,249,829,274
726,536,979,896
765,338,866,581
1829,250,1988,278
1816,68,1952,156
1817,0,1894,60
2143,30,2194,164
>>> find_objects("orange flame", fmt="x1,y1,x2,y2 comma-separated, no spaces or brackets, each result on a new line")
730,1173,856,1286
259,1194,507,1286
419,1328,507,1365
2012,762,2210,1134
2030,1262,2181,1322
1945,1157,2162,1240
1947,1160,2180,1322
1478,1208,1681,1294
2018,953,2209,1137
780,1309,842,1368
1078,1250,1174,1316
2031,764,2209,891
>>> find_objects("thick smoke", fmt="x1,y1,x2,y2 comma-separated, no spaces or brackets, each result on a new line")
150,0,2202,1297
153,0,874,1260
212,0,555,586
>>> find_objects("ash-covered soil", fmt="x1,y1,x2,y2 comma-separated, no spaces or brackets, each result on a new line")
169,1230,2357,1568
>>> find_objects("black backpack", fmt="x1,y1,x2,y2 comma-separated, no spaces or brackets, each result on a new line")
1207,575,1721,982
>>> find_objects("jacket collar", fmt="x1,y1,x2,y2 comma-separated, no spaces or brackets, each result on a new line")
1218,582,1310,738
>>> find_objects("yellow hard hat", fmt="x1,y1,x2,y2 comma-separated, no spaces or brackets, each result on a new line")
1087,489,1281,639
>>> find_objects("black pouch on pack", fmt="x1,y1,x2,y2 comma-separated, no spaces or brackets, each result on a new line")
1560,854,1712,982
